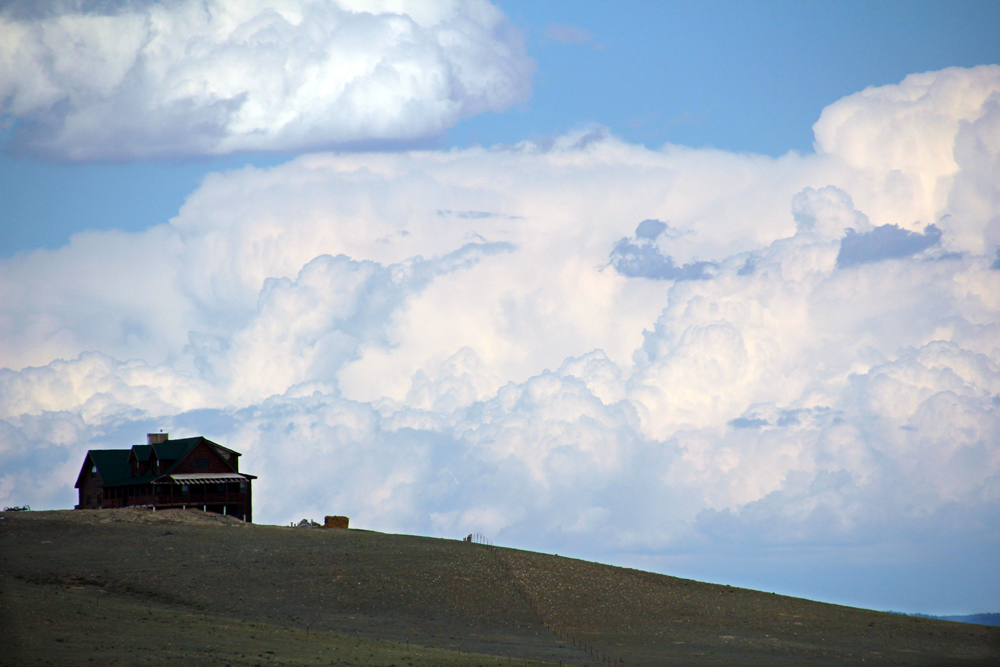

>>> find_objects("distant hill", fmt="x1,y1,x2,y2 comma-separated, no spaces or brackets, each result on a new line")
900,612,1000,627
2,508,998,667
928,613,1000,627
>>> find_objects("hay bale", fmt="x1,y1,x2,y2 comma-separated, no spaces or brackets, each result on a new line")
323,515,349,529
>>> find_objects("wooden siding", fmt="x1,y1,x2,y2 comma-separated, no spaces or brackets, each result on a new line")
77,462,103,509
172,441,234,474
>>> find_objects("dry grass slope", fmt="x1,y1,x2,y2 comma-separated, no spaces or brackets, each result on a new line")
0,509,997,667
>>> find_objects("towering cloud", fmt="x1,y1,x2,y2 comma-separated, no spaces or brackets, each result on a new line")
1,65,999,611
0,0,532,159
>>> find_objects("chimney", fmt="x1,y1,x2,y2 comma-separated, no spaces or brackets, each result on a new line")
148,433,169,444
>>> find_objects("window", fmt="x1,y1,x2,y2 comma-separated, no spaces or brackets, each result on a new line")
217,483,226,494
193,458,210,471
86,495,91,505
91,465,96,474
181,484,190,494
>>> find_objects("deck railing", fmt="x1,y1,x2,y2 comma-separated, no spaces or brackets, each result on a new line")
105,491,248,508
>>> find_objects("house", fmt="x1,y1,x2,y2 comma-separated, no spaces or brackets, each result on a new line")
75,433,256,522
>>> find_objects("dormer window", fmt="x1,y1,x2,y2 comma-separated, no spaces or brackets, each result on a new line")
91,465,96,474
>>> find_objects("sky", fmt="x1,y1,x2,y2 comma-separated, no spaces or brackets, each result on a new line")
1,0,999,616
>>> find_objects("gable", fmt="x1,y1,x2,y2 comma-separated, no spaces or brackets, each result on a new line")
75,450,130,488
172,438,237,475
74,453,94,489
132,444,153,462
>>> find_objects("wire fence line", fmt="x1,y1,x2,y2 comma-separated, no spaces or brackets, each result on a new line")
467,533,638,667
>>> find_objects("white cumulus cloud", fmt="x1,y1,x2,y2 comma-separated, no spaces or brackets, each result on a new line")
0,0,532,159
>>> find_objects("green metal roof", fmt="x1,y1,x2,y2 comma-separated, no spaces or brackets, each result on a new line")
79,449,131,487
151,437,204,463
81,437,244,488
132,444,152,462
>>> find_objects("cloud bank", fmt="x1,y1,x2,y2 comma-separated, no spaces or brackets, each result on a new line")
0,0,532,159
2,65,1000,611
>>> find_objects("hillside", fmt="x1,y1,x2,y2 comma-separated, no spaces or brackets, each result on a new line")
1,509,997,666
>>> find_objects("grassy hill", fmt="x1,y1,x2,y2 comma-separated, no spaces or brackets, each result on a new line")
1,508,997,666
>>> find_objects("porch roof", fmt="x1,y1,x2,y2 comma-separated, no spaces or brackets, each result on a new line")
167,473,256,485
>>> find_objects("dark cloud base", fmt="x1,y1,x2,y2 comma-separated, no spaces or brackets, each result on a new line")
610,220,714,280
837,224,942,268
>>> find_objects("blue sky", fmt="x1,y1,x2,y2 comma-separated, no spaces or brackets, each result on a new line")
4,1,999,256
1,1,999,617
